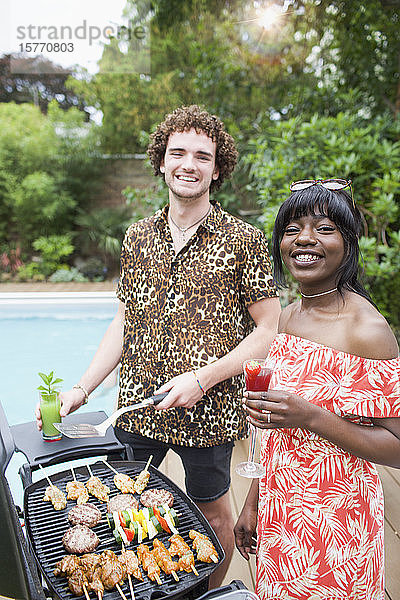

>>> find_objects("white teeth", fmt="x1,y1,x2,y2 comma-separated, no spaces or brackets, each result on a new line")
176,175,197,182
295,254,320,263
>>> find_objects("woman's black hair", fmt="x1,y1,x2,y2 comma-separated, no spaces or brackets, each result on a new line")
271,185,373,303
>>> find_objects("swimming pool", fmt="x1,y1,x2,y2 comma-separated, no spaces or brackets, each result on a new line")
0,291,119,503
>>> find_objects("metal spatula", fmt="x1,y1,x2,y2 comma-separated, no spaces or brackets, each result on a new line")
52,392,168,438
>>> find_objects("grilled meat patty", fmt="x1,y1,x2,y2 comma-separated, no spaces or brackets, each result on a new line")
62,525,100,554
140,488,174,508
68,503,102,528
107,493,139,513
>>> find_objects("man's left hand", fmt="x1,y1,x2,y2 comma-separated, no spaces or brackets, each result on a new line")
155,371,205,409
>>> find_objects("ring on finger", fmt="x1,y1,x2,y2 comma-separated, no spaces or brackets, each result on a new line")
265,410,271,424
260,391,268,400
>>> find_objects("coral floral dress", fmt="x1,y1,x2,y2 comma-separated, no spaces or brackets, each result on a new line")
256,334,400,600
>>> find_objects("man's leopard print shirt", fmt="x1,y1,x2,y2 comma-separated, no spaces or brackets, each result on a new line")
116,201,278,447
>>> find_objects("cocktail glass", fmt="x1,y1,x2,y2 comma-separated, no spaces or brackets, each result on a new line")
235,359,274,478
40,390,62,441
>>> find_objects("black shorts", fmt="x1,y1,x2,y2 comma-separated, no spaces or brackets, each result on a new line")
114,428,234,503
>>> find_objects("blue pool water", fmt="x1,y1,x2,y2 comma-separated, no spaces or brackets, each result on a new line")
0,292,119,504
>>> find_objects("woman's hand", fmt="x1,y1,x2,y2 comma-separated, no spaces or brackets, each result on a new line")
35,388,86,431
234,501,258,561
243,389,319,430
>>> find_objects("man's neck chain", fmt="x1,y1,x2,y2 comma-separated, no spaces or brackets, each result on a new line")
300,287,338,299
169,204,212,243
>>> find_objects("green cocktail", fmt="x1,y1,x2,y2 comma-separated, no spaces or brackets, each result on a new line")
40,391,62,441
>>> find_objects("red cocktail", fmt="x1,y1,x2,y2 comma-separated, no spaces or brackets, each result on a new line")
244,360,273,392
236,359,274,478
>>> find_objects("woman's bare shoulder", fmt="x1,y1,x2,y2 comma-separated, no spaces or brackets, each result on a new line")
346,297,398,360
278,301,299,333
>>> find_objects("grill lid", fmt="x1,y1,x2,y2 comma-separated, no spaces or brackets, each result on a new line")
24,460,224,600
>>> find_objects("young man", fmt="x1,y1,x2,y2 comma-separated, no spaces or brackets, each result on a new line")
36,105,280,587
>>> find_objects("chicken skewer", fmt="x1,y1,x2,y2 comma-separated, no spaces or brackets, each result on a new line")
56,551,130,600
152,539,179,581
189,530,219,563
168,534,199,576
86,464,110,502
133,455,153,494
137,544,162,585
79,554,104,600
54,556,92,600
66,467,89,505
40,464,67,511
103,459,136,495
99,550,129,600
120,544,141,600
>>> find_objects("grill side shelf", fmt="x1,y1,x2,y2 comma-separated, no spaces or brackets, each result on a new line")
24,460,224,600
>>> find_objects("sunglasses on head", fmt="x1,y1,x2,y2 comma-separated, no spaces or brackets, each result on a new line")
289,178,354,207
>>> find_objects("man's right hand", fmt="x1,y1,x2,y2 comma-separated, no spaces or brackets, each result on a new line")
35,388,86,431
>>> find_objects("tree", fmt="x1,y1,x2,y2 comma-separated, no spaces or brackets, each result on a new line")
246,110,400,334
0,54,89,116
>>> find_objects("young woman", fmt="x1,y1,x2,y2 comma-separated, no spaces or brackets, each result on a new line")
234,179,400,599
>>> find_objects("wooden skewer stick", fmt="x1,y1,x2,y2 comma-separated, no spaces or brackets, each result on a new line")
98,593,102,600
38,464,54,487
71,466,76,481
143,454,153,473
211,555,218,563
102,459,119,475
82,583,90,600
116,583,128,600
121,544,135,600
171,571,179,582
87,464,94,477
155,573,162,585
191,565,199,576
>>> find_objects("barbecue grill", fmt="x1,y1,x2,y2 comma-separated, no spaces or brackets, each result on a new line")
0,400,228,600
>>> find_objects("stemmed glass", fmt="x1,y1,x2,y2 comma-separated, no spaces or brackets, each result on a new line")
235,359,274,478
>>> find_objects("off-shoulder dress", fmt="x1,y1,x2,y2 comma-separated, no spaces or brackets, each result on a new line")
256,333,400,600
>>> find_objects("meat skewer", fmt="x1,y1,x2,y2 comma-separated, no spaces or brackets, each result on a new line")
79,554,104,600
168,534,199,576
103,459,136,494
40,464,67,511
86,464,110,502
66,467,89,505
137,544,162,585
120,543,143,600
99,550,127,600
133,455,153,494
56,552,131,600
152,539,179,581
189,530,219,563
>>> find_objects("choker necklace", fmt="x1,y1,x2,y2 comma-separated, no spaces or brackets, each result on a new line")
301,287,338,299
169,204,212,243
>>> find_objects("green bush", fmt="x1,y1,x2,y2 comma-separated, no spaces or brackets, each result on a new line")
30,234,75,278
246,111,400,333
49,267,89,282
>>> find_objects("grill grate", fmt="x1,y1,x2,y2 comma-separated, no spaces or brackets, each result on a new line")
24,460,224,600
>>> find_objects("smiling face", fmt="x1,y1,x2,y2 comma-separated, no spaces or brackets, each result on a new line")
160,128,219,203
280,212,345,293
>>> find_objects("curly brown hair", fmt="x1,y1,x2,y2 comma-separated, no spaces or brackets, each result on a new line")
147,105,238,193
